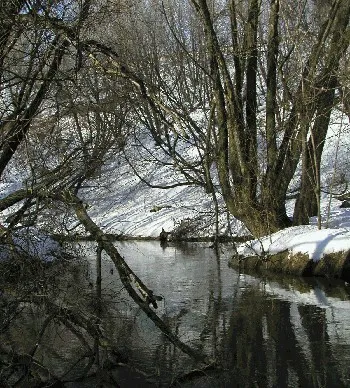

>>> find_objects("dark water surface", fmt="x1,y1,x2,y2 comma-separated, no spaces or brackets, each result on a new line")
89,241,350,387
2,241,350,387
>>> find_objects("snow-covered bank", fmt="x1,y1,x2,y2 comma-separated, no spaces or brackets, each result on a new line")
236,222,350,262
230,205,350,282
80,135,249,238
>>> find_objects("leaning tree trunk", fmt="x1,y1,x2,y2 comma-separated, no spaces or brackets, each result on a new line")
65,192,212,364
293,0,349,225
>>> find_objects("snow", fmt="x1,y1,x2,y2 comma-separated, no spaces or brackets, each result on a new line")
237,180,350,262
81,162,218,237
79,132,248,238
237,223,350,261
0,111,349,264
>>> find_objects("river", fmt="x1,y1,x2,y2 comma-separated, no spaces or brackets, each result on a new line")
88,241,350,387
2,240,350,387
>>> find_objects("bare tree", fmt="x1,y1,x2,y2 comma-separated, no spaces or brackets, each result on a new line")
0,4,213,385
88,0,350,237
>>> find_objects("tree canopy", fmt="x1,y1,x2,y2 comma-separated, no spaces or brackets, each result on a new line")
0,0,349,236
0,0,350,385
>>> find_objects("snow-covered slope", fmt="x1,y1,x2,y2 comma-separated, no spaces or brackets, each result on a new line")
79,113,350,261
80,149,247,238
0,111,349,261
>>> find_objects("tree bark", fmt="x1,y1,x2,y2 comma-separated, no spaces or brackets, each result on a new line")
294,0,350,225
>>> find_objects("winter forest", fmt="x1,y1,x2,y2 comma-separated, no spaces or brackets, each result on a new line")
1,0,350,386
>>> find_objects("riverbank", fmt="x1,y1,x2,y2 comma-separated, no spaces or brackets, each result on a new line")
52,232,250,243
232,220,350,283
229,249,350,283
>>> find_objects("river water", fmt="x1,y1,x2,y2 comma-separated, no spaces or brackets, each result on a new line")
87,241,350,387
2,241,350,387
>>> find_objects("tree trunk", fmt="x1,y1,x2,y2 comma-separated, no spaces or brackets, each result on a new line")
224,187,292,237
293,2,348,225
293,148,319,225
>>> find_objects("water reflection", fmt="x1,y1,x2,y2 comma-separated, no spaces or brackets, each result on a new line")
107,242,350,387
1,242,350,387
220,289,350,387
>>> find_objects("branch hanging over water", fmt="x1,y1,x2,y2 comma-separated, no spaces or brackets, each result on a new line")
65,192,211,364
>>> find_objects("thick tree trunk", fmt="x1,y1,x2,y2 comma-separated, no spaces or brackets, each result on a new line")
294,72,340,225
293,164,319,226
240,208,292,238
224,186,292,237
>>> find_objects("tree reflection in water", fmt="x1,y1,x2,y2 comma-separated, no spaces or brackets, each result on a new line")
220,285,349,388
1,243,350,387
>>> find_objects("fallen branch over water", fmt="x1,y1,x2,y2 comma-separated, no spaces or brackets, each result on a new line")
65,192,211,364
